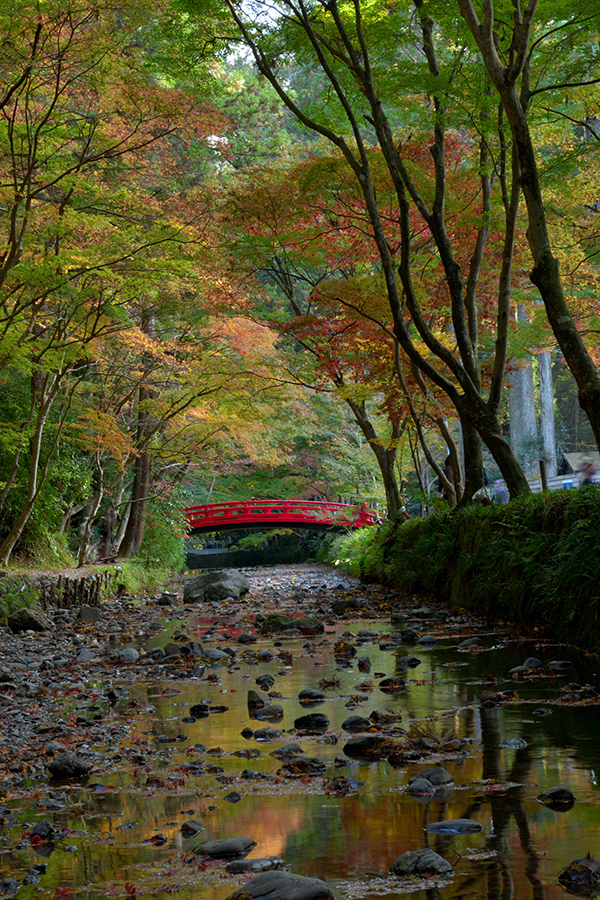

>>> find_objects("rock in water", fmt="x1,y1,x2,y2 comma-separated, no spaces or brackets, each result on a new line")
8,605,51,633
426,818,483,834
390,848,453,877
198,837,256,859
225,870,334,899
294,713,329,732
559,853,600,891
47,753,91,779
537,784,576,810
183,570,250,603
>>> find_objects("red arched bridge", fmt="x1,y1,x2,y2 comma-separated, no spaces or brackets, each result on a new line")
183,500,380,534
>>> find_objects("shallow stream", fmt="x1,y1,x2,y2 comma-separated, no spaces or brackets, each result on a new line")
2,564,600,900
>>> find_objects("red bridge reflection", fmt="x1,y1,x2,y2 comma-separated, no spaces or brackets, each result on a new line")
184,500,380,533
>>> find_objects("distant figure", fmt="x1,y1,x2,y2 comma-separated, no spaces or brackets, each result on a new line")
578,455,597,486
493,479,510,505
437,455,454,501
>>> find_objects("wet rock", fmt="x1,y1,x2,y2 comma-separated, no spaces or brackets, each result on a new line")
225,870,333,899
226,857,287,874
548,660,573,671
379,676,405,693
400,629,419,643
458,637,483,649
8,605,51,633
298,688,326,704
523,657,543,669
30,819,55,841
241,727,254,739
184,570,250,603
78,605,101,623
258,649,274,662
224,792,242,803
256,674,274,689
395,656,421,668
199,836,256,859
412,605,435,617
254,727,284,741
357,656,371,671
410,766,453,786
277,757,326,777
271,743,304,760
537,784,576,810
343,734,390,760
238,633,256,644
261,615,324,635
331,597,361,615
181,820,205,836
204,649,231,663
47,753,91,779
417,635,437,646
247,690,270,709
426,818,483,834
390,848,453,877
254,704,284,721
119,648,139,663
559,853,600,892
189,703,210,718
370,709,401,726
294,713,329,732
164,642,182,657
407,777,436,799
341,715,372,733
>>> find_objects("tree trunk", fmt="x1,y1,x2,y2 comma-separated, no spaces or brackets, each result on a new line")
538,352,557,477
343,396,402,517
460,419,484,502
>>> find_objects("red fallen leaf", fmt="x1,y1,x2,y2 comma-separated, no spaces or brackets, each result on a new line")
55,888,71,897
30,834,44,845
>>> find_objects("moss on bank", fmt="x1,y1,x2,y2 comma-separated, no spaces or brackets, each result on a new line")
320,488,600,649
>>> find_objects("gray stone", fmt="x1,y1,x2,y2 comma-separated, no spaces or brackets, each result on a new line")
294,713,329,732
410,766,453,786
181,819,205,836
537,784,576,809
343,734,389,760
390,849,453,877
254,704,284,721
248,690,270,709
48,753,91,779
183,570,250,604
8,605,51,633
341,715,371,733
119,648,139,663
77,648,100,662
226,870,334,899
198,836,256,859
254,726,284,741
78,605,101,623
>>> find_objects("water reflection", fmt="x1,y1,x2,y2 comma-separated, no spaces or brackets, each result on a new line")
3,613,600,900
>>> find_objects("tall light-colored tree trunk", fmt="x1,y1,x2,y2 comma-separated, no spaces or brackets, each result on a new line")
538,352,557,477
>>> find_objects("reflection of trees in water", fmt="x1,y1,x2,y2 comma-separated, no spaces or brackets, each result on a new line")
451,709,544,900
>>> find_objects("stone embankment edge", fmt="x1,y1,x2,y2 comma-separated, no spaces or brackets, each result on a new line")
0,565,123,610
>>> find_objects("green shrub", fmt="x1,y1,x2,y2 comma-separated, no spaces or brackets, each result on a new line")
327,489,600,649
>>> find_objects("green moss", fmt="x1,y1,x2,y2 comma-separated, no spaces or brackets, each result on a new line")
324,489,600,649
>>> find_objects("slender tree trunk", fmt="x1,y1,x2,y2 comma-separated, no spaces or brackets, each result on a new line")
77,455,104,567
344,396,402,516
461,419,484,502
538,352,557,477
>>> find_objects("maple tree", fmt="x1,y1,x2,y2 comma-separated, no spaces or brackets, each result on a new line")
184,0,600,499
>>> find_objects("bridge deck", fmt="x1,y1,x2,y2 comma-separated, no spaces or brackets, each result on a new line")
184,499,379,533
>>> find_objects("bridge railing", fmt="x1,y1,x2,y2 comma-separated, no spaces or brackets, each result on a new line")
183,499,380,531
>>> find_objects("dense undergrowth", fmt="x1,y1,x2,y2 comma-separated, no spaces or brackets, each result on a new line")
319,488,600,650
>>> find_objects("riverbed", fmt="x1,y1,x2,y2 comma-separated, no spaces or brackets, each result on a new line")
0,562,598,900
